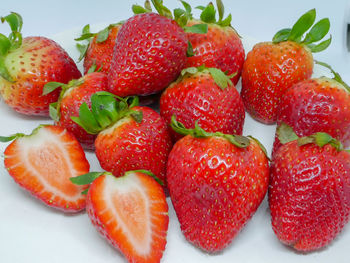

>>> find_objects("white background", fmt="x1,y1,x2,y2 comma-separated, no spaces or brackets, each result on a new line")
0,0,350,263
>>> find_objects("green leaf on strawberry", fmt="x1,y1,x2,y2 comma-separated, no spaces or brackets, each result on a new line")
278,122,345,151
183,24,208,34
181,65,235,90
272,8,331,53
170,115,250,148
71,93,143,135
288,9,316,41
0,12,25,82
49,102,59,122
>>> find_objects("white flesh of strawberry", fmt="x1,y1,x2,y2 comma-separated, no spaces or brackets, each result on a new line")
103,173,152,256
11,128,83,201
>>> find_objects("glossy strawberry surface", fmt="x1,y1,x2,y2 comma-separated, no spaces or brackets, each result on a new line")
108,13,187,97
57,72,108,150
269,142,350,251
95,106,172,185
84,25,120,74
272,78,350,157
167,136,269,252
0,37,81,116
186,21,245,85
160,71,245,141
241,41,313,124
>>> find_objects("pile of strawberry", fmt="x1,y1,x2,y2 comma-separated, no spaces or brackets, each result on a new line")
0,0,349,262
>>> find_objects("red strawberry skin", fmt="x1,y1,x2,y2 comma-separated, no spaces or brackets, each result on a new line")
186,21,245,85
57,72,108,150
167,136,269,252
86,172,169,263
160,71,245,141
0,37,81,116
84,25,121,74
269,142,350,251
241,41,313,124
4,125,90,212
108,13,187,97
95,106,172,185
272,78,350,157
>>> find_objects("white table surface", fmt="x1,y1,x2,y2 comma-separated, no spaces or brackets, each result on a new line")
1,1,350,263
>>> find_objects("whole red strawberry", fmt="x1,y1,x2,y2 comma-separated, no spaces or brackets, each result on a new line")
160,66,245,141
272,62,350,157
241,9,331,124
1,125,90,212
180,0,245,85
71,170,169,263
167,117,269,252
0,13,81,116
108,6,187,96
269,125,350,251
72,93,172,185
44,72,108,150
75,23,122,74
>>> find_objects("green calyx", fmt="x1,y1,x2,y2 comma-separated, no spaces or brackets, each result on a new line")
75,22,122,62
132,0,208,33
132,0,172,19
170,115,250,148
314,60,350,93
70,169,163,194
277,123,346,151
132,1,208,58
181,65,236,90
196,0,232,27
0,124,46,143
276,123,299,145
71,92,143,135
0,12,23,82
272,9,331,53
43,77,85,122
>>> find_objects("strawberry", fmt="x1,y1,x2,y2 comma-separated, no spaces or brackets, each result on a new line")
72,92,172,185
160,66,245,141
176,0,244,85
0,125,90,212
241,9,331,124
269,124,350,251
0,13,81,116
75,23,122,74
71,170,168,263
108,0,191,97
167,117,269,252
43,72,108,150
272,62,350,157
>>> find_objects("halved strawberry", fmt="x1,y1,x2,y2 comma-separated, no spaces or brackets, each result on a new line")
1,125,90,212
71,170,169,262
